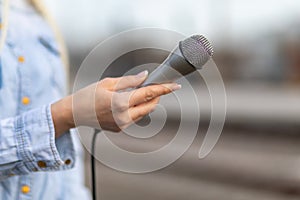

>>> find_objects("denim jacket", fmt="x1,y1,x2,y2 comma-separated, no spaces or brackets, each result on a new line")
0,1,90,199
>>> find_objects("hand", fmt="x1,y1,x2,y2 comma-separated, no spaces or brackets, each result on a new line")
51,71,181,137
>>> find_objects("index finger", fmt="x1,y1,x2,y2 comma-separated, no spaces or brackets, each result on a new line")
125,83,181,107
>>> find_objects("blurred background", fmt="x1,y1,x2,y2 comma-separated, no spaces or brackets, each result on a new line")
45,0,300,199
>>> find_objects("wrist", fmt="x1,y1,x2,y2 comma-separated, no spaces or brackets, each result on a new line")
51,96,75,138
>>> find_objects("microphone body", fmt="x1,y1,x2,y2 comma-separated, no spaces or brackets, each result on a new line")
141,35,213,86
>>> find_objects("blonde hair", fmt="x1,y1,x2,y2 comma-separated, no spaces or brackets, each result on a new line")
0,0,69,86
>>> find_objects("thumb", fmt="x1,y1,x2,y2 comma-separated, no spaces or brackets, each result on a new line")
111,70,148,91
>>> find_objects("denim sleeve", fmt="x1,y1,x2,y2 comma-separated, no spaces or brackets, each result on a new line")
0,105,75,181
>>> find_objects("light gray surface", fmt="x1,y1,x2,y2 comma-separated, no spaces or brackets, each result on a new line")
162,83,300,124
79,84,300,200
83,126,300,200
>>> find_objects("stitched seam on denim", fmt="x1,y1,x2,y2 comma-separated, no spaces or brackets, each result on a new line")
45,105,63,167
0,58,2,89
15,117,31,173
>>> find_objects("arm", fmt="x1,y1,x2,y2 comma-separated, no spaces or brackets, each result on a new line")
0,71,180,180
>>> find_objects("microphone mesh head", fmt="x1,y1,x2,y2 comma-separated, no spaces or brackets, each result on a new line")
179,35,214,69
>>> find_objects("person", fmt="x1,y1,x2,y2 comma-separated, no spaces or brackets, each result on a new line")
0,0,181,199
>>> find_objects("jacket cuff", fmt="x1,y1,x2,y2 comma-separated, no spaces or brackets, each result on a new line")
12,105,75,174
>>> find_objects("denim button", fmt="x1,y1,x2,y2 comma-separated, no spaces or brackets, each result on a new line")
21,185,30,194
37,161,47,168
22,97,30,105
64,159,72,165
18,56,25,63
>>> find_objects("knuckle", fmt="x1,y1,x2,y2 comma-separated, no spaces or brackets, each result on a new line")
144,88,155,101
101,77,115,88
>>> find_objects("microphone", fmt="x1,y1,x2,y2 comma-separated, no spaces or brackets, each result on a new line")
136,35,214,126
141,35,214,86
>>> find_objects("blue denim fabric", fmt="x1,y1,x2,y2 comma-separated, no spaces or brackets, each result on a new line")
0,61,2,89
0,2,90,200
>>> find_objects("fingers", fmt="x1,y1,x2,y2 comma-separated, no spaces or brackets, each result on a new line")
112,97,159,129
128,97,160,122
127,83,181,107
111,82,180,112
104,71,149,91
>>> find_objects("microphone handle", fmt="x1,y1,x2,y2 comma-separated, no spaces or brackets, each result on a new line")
141,47,196,87
136,47,196,126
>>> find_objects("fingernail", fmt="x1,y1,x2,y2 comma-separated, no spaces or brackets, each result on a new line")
136,70,148,78
171,84,182,91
